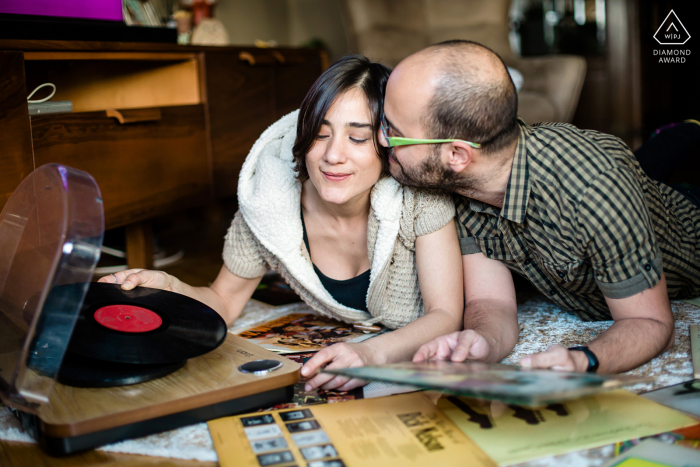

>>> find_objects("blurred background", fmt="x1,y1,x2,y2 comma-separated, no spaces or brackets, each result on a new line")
210,0,696,150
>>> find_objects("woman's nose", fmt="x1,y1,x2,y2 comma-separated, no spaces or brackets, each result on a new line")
323,136,347,164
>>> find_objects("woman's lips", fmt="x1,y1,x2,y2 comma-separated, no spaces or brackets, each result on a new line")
322,171,351,182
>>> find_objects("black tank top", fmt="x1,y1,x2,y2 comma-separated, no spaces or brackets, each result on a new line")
301,212,371,312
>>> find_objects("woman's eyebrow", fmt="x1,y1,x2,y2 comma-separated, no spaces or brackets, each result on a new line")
346,122,371,129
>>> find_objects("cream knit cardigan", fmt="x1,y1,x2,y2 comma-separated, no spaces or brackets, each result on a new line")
223,111,455,329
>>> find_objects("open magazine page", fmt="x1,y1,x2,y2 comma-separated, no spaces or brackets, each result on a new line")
437,389,697,465
209,392,497,467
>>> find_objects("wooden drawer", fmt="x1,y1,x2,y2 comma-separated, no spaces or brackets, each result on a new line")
31,104,211,229
274,49,326,118
0,51,34,211
205,51,276,199
205,48,324,199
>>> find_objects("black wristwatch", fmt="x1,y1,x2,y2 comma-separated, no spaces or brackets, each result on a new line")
568,346,599,373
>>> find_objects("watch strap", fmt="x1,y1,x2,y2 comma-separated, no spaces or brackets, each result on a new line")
568,346,599,373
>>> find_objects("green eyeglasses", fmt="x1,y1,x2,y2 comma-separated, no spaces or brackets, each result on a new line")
380,114,481,149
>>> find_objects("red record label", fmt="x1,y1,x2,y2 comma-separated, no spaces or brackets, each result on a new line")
94,305,162,333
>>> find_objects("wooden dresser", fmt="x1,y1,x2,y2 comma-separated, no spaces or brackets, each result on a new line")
0,39,325,267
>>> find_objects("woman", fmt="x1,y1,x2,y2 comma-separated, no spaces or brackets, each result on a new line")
103,55,463,391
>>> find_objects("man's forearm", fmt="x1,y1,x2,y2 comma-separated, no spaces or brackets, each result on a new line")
583,318,675,373
464,298,519,362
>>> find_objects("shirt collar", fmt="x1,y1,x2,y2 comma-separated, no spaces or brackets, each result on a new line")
499,119,531,224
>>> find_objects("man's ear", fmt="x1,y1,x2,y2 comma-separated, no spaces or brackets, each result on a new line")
445,141,475,174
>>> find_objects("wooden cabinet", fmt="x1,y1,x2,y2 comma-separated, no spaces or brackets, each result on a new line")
0,52,34,209
0,40,324,267
205,48,325,198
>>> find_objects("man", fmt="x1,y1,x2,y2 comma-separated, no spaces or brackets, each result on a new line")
380,40,700,373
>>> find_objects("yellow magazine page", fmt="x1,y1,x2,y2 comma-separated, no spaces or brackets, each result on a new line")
437,389,698,466
209,392,496,467
614,460,674,467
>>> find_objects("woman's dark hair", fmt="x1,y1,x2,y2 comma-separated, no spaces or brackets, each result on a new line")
292,55,391,182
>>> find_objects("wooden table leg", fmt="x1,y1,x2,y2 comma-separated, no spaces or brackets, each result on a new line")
125,222,155,270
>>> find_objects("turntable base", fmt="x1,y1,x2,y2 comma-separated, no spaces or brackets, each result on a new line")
9,335,300,455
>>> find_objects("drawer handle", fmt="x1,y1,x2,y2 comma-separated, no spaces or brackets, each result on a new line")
271,51,286,63
106,108,162,124
238,51,276,66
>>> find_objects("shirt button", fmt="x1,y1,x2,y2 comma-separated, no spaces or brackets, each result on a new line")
558,272,565,278
549,289,556,296
524,259,531,265
486,248,493,256
644,263,651,271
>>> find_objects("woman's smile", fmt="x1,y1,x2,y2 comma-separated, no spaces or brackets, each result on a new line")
322,170,352,182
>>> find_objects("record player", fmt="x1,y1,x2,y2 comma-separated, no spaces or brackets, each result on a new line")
0,164,300,455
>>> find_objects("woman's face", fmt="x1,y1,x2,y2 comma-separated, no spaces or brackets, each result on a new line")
305,88,382,206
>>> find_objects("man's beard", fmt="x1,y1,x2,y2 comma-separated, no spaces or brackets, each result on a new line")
388,146,484,196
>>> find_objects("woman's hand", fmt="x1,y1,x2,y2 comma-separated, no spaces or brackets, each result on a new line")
98,269,178,292
300,342,372,392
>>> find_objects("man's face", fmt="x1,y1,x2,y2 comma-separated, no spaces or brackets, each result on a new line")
382,68,476,192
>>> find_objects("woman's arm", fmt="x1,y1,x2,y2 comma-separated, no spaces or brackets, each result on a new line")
100,265,263,326
301,221,464,391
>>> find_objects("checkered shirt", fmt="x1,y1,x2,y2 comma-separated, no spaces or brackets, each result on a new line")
456,120,700,321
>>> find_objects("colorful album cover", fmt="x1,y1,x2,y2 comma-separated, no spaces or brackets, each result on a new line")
642,379,700,417
324,361,653,406
209,392,498,467
437,389,698,465
601,439,700,467
234,313,372,353
256,352,365,412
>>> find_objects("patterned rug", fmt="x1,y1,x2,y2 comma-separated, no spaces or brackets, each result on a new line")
1,298,698,465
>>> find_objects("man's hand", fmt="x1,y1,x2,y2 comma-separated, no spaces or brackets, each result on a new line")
412,330,492,363
98,269,176,292
300,343,372,392
519,344,589,372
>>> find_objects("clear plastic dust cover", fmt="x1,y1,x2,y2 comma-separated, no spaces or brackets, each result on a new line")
0,164,104,410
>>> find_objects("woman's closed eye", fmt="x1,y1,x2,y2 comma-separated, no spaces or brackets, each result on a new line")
349,136,369,143
316,133,330,140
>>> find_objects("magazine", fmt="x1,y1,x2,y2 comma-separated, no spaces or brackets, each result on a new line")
324,361,653,406
437,389,697,465
209,392,497,467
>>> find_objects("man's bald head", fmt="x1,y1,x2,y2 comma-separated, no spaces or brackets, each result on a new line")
395,40,519,154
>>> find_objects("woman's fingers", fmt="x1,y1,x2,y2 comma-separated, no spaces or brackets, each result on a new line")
98,269,171,291
301,343,367,391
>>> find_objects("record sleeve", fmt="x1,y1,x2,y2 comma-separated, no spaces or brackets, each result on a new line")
323,361,653,406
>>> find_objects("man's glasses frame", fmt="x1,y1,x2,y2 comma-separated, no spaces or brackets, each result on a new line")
380,114,481,149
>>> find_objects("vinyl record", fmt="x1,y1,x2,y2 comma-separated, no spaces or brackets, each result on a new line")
67,283,227,365
58,351,186,388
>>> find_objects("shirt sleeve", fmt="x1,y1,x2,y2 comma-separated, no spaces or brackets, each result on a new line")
455,197,481,255
413,190,456,236
222,210,270,279
577,166,662,299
